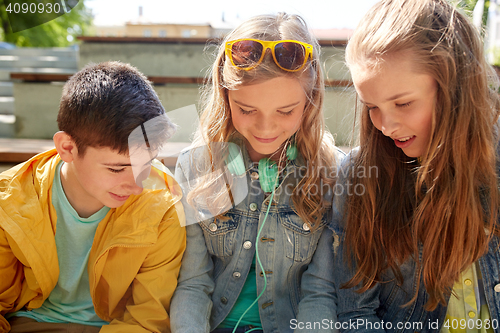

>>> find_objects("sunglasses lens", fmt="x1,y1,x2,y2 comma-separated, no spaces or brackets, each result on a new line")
231,40,263,68
274,42,307,71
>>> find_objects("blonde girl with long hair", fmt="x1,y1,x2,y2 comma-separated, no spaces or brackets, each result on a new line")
170,12,343,333
332,0,500,332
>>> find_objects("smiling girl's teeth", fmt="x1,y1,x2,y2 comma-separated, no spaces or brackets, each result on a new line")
398,136,413,142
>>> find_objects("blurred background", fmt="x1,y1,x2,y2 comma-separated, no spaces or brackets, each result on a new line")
0,0,494,170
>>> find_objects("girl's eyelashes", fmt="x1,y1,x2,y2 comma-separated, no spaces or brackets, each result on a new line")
108,168,125,174
278,109,294,116
239,107,294,116
365,102,411,111
239,107,254,115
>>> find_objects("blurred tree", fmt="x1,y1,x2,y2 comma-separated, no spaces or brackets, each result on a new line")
455,0,500,68
457,0,489,34
0,0,92,47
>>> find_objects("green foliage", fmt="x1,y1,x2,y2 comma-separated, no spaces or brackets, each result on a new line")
457,0,500,65
489,46,500,66
0,0,92,47
459,0,479,12
456,0,489,34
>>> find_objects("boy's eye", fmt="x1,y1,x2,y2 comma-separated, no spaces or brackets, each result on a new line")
109,168,125,173
397,102,412,108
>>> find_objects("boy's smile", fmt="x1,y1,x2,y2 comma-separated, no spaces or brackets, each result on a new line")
60,145,144,218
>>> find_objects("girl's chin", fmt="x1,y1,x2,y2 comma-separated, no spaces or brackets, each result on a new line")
247,147,280,162
244,138,289,161
255,145,282,155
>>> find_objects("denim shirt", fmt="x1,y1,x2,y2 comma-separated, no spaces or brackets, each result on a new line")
171,142,344,333
331,150,500,333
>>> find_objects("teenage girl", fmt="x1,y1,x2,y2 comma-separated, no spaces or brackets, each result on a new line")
170,12,343,333
332,0,500,332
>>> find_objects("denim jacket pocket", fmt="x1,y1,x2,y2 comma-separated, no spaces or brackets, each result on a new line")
280,212,324,262
199,213,240,257
377,281,401,318
376,261,416,320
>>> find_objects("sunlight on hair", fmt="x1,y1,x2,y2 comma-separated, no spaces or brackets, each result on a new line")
178,142,249,226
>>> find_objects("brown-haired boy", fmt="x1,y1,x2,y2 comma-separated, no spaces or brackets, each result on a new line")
0,62,185,332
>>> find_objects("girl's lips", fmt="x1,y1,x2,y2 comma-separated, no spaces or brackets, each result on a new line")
110,192,130,201
254,136,278,143
394,135,416,149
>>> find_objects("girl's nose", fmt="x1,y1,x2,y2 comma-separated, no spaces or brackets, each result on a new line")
255,114,276,132
380,112,400,137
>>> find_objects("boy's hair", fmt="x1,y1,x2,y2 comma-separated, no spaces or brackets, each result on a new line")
189,13,337,230
343,0,500,310
57,61,174,156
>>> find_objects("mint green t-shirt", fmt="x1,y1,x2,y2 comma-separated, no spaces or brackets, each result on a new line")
12,161,109,326
218,255,262,329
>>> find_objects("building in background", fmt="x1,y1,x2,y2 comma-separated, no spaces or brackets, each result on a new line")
91,6,352,40
92,6,225,38
125,22,211,38
312,28,353,41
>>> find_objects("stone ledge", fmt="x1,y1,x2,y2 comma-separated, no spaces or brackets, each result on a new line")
0,138,190,167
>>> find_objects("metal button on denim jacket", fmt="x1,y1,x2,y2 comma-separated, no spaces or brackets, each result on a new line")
171,142,344,333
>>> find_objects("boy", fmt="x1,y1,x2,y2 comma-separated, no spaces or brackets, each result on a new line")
0,62,186,332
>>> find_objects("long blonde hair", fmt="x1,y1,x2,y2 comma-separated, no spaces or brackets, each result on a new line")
187,13,337,229
343,0,500,310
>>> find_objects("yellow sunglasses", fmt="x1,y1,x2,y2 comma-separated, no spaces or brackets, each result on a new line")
225,38,313,72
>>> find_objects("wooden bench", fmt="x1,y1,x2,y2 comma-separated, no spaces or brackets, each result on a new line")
0,47,77,80
0,138,190,168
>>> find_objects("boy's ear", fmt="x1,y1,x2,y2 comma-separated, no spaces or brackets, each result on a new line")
53,131,78,163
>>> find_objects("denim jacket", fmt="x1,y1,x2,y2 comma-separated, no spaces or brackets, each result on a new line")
171,142,344,333
331,150,500,333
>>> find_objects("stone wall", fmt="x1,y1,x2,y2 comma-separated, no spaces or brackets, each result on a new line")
12,38,357,145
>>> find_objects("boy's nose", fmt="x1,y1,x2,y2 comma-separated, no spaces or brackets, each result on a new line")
126,171,145,195
128,165,151,195
128,182,144,195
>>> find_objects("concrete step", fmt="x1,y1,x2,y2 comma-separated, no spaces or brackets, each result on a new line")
7,67,77,74
0,71,10,81
0,48,77,57
0,97,14,114
0,57,77,69
0,82,13,96
0,115,15,138
0,138,190,166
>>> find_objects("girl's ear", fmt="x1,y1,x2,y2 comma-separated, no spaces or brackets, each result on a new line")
53,131,78,163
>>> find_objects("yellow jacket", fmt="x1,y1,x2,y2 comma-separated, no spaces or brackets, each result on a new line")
0,149,186,333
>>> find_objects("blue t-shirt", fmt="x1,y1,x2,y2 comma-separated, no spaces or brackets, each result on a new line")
12,161,109,326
